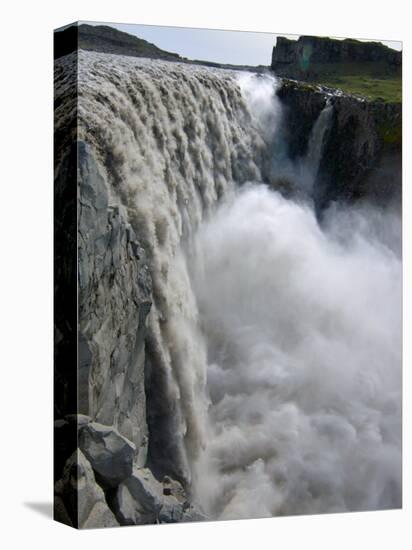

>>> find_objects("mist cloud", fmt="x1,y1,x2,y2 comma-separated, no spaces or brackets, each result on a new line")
189,185,401,519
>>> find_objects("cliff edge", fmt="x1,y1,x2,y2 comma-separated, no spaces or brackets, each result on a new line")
271,35,401,80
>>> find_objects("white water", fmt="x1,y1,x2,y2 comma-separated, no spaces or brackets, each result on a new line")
78,51,268,481
304,100,334,193
189,186,401,518
76,51,402,518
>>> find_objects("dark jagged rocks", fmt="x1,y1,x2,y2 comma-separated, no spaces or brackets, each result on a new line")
77,141,152,459
272,36,401,210
54,416,205,528
276,79,402,210
271,35,401,79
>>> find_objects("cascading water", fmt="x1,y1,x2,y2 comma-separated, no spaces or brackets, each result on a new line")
303,99,334,193
78,51,270,484
77,50,401,518
261,94,334,201
189,186,401,518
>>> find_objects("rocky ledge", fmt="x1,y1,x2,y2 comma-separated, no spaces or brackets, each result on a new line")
272,35,401,79
54,139,207,528
276,79,402,210
54,416,206,528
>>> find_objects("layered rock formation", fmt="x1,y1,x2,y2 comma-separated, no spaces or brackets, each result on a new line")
54,139,205,527
77,141,152,462
276,79,402,210
271,35,401,79
54,416,204,527
55,450,120,529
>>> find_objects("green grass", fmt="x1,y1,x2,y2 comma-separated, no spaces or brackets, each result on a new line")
316,75,402,103
376,120,402,146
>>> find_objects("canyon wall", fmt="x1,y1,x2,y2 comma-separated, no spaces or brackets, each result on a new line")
276,79,402,211
54,36,401,528
271,36,401,79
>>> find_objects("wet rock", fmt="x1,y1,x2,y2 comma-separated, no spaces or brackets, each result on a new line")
54,414,92,481
79,421,136,488
181,505,208,523
54,495,73,527
158,495,184,523
276,79,402,210
112,467,206,525
113,468,163,525
55,450,119,529
162,475,186,502
77,142,152,455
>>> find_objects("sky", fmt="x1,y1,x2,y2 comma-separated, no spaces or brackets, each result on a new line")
86,21,402,66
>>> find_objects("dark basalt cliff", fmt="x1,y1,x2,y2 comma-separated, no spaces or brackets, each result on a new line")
54,48,206,527
276,80,402,210
272,35,401,79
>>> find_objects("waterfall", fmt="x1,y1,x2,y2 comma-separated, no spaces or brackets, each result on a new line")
305,100,334,183
294,99,334,198
77,51,277,483
77,50,401,518
264,99,334,201
189,186,401,518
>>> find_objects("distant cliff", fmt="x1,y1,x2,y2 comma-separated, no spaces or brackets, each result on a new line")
54,23,268,73
271,36,401,79
54,24,183,61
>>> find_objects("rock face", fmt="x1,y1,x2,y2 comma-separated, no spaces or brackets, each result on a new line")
54,60,207,524
318,97,402,209
54,53,79,504
114,468,163,525
78,141,152,462
276,79,402,210
55,450,119,529
113,468,206,525
272,36,401,78
54,418,205,527
78,421,136,488
276,80,328,160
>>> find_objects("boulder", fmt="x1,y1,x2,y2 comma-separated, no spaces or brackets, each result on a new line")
181,505,208,523
55,450,119,529
54,414,92,482
54,495,73,527
112,467,207,525
79,421,136,488
158,495,184,523
113,468,163,525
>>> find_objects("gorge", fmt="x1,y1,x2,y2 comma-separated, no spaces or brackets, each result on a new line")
54,30,402,528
